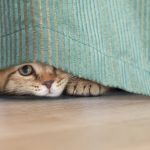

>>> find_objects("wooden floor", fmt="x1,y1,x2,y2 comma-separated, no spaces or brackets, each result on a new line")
0,92,150,150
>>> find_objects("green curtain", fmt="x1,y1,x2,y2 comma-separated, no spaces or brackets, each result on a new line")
0,0,150,96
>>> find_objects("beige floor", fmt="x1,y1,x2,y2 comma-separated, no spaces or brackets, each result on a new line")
0,92,150,150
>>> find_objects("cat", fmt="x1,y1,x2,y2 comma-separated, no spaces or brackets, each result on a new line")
0,62,109,97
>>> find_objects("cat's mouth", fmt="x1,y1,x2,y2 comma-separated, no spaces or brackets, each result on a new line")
48,88,52,94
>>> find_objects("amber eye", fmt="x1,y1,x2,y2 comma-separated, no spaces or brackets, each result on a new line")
19,65,34,76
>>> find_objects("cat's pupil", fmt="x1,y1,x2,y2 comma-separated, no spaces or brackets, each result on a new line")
22,66,29,74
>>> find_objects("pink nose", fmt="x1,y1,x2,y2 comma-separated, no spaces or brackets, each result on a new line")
43,80,54,89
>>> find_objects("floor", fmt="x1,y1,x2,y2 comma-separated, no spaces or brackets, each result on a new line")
0,91,150,150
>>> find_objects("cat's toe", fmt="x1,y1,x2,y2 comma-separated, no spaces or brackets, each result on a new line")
76,84,84,95
100,86,109,94
66,83,77,95
90,84,100,96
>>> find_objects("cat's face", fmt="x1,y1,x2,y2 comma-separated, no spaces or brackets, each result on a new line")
0,63,70,97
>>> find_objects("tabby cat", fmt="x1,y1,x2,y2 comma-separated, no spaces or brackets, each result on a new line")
0,63,109,97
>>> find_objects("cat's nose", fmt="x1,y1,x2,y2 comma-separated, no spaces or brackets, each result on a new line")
43,80,54,89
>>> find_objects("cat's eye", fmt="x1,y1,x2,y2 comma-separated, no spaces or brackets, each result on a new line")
19,65,34,76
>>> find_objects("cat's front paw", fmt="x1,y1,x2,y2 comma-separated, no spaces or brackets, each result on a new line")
66,79,108,96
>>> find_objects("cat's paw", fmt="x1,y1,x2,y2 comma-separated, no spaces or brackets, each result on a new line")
66,79,108,96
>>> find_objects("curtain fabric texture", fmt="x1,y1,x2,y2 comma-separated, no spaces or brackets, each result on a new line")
0,0,150,96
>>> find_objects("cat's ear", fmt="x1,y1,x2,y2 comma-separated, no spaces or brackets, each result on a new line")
0,67,17,91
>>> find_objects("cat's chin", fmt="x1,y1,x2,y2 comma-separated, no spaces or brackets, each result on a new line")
45,92,62,97
33,87,64,97
33,92,62,97
33,90,62,97
46,88,64,97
